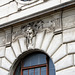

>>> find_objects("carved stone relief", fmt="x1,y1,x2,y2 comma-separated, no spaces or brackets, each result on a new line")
22,26,34,49
21,20,44,49
10,17,61,49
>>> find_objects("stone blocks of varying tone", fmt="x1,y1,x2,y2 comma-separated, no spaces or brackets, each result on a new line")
5,47,16,63
63,28,75,43
74,54,75,65
52,44,67,63
0,0,12,6
0,17,8,25
35,31,45,49
12,40,21,57
0,68,9,75
0,58,1,67
19,37,27,52
61,0,72,3
0,32,5,46
0,2,18,18
0,47,5,57
1,58,12,70
47,34,62,56
55,55,73,71
63,8,75,29
68,42,75,54
41,32,53,51
63,15,75,30
56,67,75,75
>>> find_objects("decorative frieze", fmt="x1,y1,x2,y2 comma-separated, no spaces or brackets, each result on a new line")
12,18,61,49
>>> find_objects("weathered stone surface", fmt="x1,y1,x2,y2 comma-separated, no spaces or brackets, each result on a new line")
5,47,16,63
56,67,75,75
74,54,75,65
68,42,75,54
63,8,75,18
47,34,62,56
54,18,61,32
35,31,45,49
0,32,5,46
8,2,18,15
63,15,75,29
52,44,67,63
13,25,21,32
0,58,2,67
55,55,73,71
0,17,8,25
61,0,72,3
19,37,27,52
21,0,44,9
12,40,21,57
0,68,9,75
0,47,5,57
0,0,12,6
0,2,17,18
0,4,9,18
41,32,53,51
32,37,36,49
63,28,75,43
4,27,12,46
1,58,12,70
8,0,60,23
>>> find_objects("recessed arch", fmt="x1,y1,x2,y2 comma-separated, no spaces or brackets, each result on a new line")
10,49,56,75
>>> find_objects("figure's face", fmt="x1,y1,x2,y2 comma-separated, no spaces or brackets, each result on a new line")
28,27,31,30
27,27,33,32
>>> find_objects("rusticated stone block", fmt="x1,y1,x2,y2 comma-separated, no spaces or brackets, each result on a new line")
41,32,53,51
0,0,12,6
56,67,75,75
68,42,75,54
5,47,16,63
35,31,45,49
1,58,12,70
12,40,21,57
55,55,73,71
63,28,75,43
63,15,75,30
0,47,5,57
52,44,67,63
47,34,62,56
0,2,18,18
0,68,9,75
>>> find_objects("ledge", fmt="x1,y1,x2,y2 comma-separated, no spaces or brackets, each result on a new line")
0,0,75,29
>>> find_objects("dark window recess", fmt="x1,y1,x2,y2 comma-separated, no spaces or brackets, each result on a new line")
14,52,55,75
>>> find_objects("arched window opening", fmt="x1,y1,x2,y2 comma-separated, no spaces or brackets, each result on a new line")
14,52,55,75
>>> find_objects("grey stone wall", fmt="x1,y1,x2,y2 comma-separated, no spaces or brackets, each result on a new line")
0,0,72,25
0,6,75,75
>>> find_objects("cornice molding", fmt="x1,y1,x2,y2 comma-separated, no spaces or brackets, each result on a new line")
0,0,75,29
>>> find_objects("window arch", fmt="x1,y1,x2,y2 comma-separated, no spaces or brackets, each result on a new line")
14,52,55,75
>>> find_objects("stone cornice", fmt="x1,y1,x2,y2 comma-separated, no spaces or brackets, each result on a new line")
0,0,75,29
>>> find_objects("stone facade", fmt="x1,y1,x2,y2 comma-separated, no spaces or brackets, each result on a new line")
0,0,75,75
